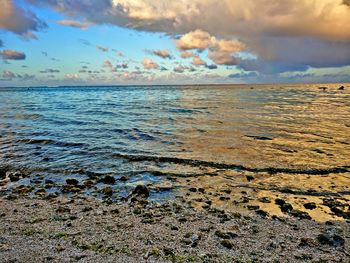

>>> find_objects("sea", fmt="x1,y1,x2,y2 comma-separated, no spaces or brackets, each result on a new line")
0,84,349,219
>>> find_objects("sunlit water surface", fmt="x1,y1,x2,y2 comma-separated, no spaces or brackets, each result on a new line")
1,84,349,220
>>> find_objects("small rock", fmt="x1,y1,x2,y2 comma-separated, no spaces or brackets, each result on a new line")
220,240,233,249
304,202,317,210
275,198,286,206
132,185,149,197
163,247,174,256
215,230,237,239
338,86,345,90
317,233,345,247
101,187,113,196
246,175,254,182
290,209,311,220
280,203,293,213
189,187,197,192
66,178,79,185
256,209,269,218
119,176,129,181
98,175,115,184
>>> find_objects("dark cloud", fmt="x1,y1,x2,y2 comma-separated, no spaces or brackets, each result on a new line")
39,68,60,73
96,45,108,52
205,64,218,70
0,50,26,60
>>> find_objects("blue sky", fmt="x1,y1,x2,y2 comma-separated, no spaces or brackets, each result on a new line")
1,0,349,86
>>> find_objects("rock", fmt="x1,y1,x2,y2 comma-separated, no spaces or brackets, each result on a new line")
304,202,317,210
9,171,22,182
220,240,233,249
0,168,7,179
246,175,254,182
98,175,115,184
215,230,237,239
247,205,260,210
258,197,271,203
163,247,174,256
256,209,269,218
83,180,95,188
66,178,79,185
290,209,311,220
101,187,113,196
280,203,293,213
317,233,345,247
119,176,129,181
132,185,149,197
189,187,197,192
338,86,345,90
275,198,286,206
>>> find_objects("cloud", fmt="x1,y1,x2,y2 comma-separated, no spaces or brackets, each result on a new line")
176,29,213,50
150,49,172,59
180,51,195,58
41,51,48,56
229,71,258,78
116,62,128,69
208,51,239,65
192,56,206,66
78,39,91,46
142,58,159,69
1,70,35,81
96,45,108,52
57,20,91,29
26,0,350,75
176,29,245,65
39,68,60,73
102,59,116,72
174,65,186,73
0,0,46,38
0,50,26,60
205,64,218,69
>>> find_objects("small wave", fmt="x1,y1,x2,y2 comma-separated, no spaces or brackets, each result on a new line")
19,138,85,148
112,153,350,175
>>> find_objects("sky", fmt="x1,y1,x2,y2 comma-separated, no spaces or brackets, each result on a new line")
0,0,350,87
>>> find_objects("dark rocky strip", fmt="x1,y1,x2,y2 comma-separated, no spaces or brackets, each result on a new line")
113,153,350,175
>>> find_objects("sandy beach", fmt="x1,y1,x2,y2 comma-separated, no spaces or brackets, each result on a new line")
1,165,349,263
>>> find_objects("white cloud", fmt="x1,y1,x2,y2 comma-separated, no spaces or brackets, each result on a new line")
57,20,92,29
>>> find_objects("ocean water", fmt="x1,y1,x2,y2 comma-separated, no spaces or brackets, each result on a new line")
1,84,350,218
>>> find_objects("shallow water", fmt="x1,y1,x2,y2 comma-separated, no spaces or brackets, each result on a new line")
0,84,349,220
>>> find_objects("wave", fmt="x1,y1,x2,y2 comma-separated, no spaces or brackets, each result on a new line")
112,153,350,175
18,138,85,148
